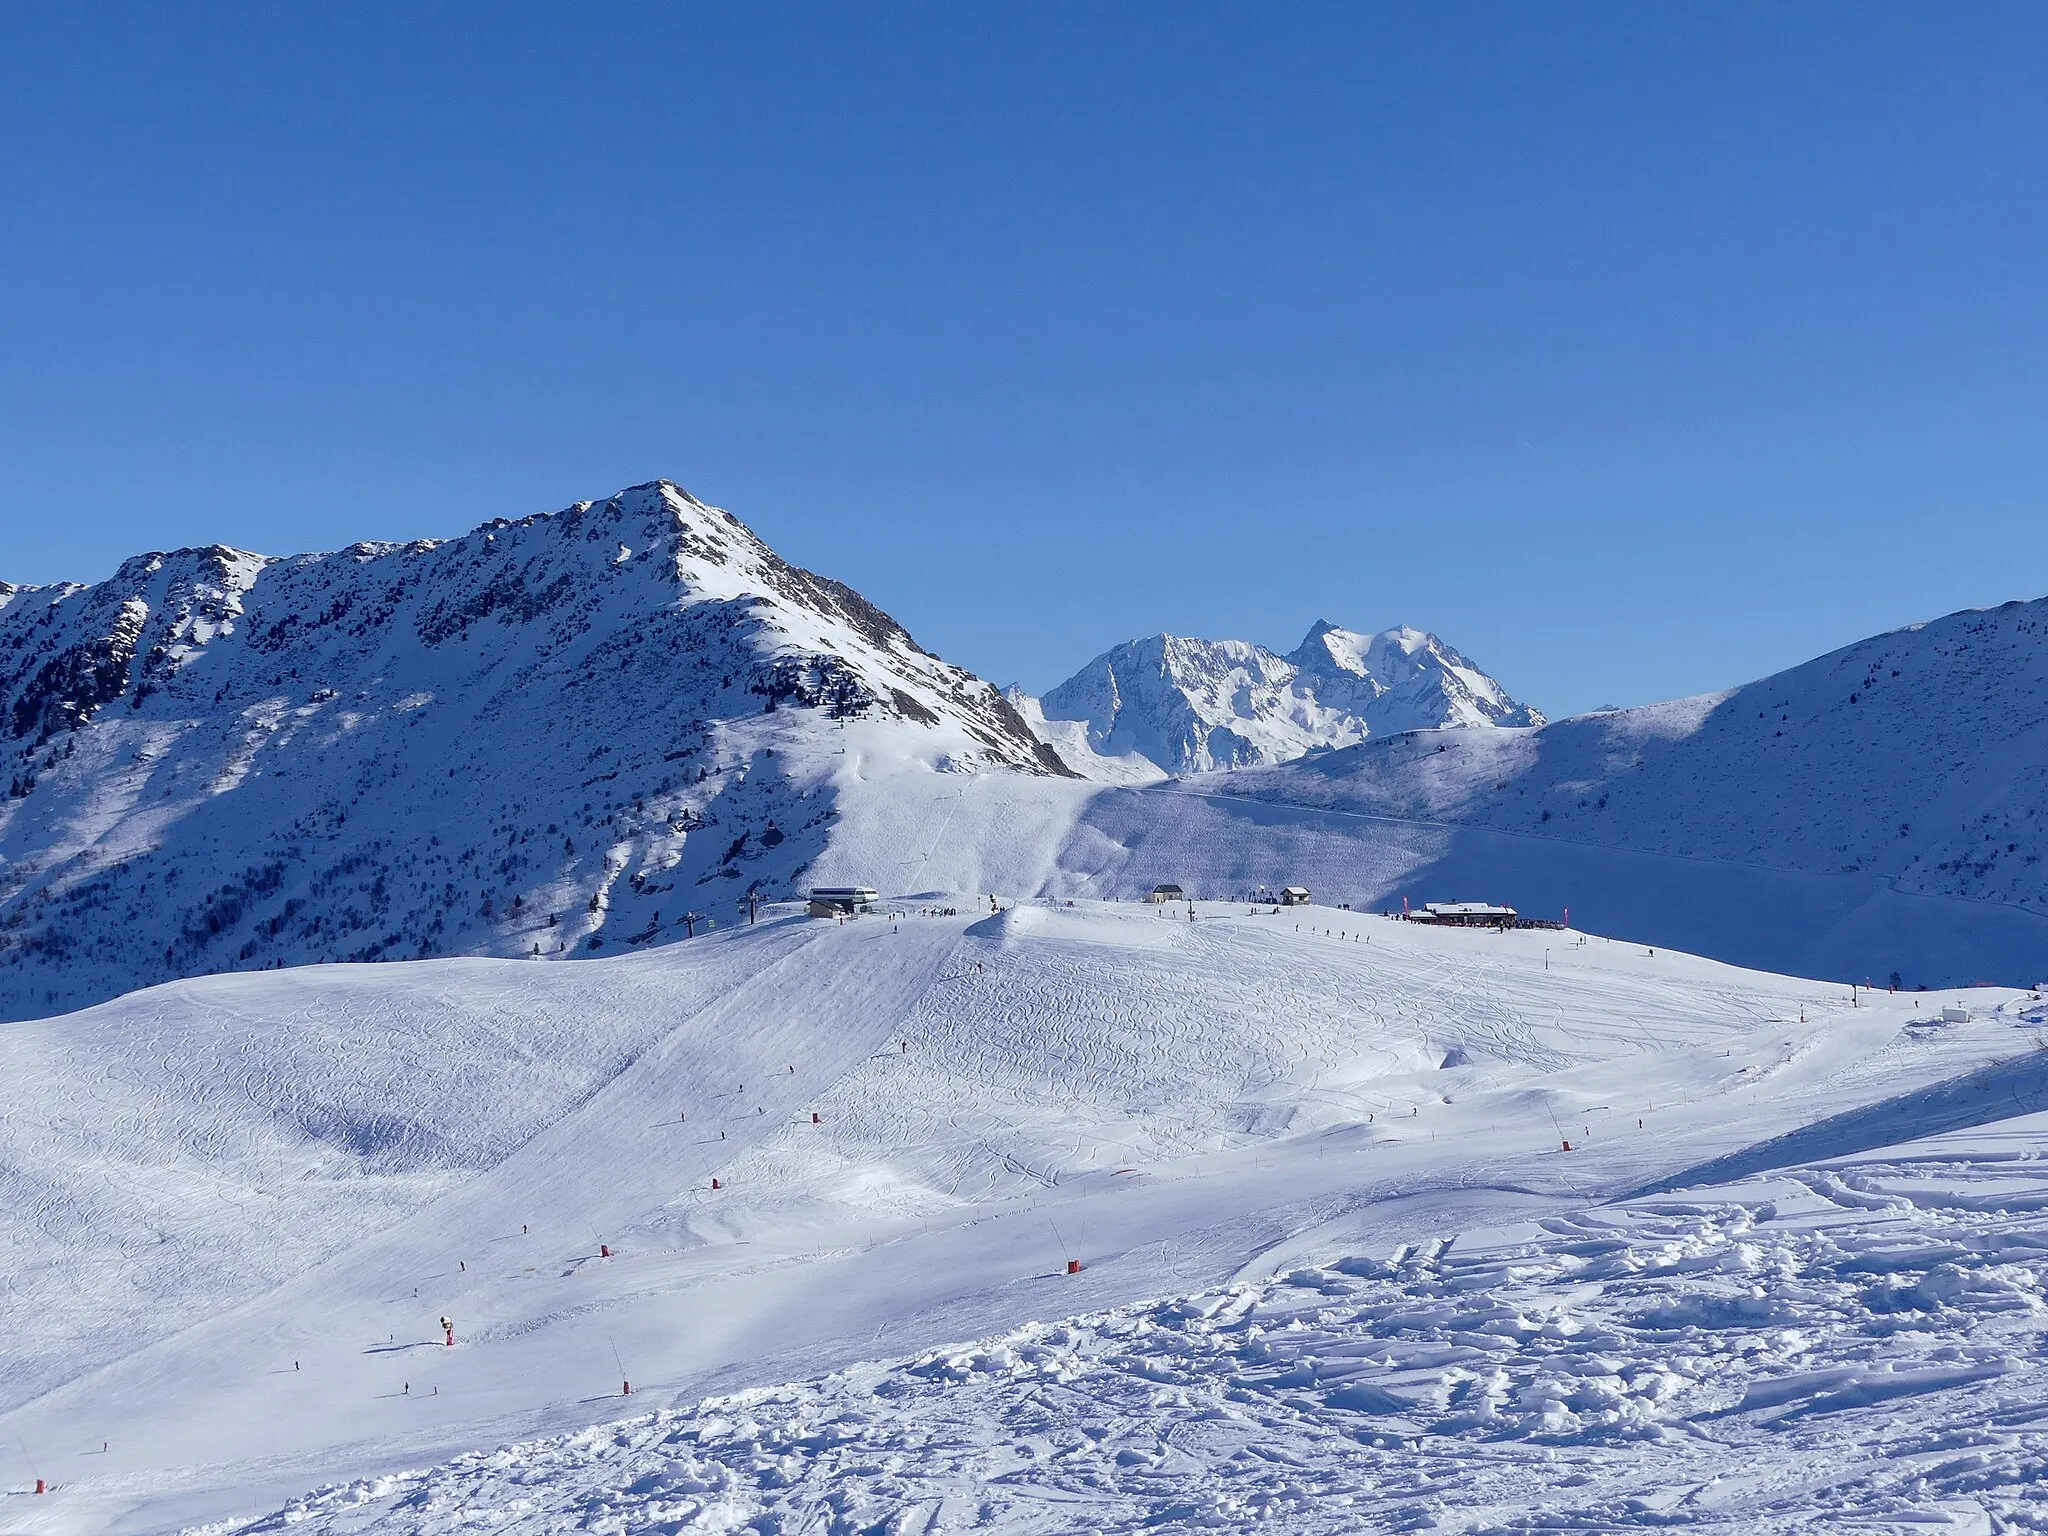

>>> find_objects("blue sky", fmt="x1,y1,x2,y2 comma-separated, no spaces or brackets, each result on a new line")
2,3,2044,715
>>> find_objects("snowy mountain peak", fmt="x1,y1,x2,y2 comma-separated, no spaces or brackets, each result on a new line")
1292,617,1383,673
0,481,1065,1018
1030,622,1540,777
1287,621,1543,733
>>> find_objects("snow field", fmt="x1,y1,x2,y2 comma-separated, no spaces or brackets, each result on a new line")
238,1110,2048,1533
1,900,2043,1532
816,761,2048,992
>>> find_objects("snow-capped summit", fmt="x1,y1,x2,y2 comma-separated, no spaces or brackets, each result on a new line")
1029,622,1541,777
0,480,1066,1019
1287,621,1544,731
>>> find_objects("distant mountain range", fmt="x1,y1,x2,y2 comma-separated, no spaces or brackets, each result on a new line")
3,476,2044,1016
1017,623,1542,779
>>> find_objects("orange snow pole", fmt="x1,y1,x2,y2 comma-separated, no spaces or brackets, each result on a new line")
1067,1258,1082,1274
34,1480,45,1495
1561,1139,1572,1152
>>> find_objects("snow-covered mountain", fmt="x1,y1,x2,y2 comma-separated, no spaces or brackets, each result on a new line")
1029,623,1542,777
0,480,1067,1020
1217,596,2048,930
9,482,2044,1014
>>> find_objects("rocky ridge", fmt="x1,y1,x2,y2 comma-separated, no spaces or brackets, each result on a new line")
0,481,1066,1019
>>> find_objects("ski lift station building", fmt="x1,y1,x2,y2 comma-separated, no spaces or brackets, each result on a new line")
1146,884,1187,903
809,886,880,918
1279,885,1312,906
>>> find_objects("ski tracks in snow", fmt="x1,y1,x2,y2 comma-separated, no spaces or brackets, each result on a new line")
240,1123,2048,1533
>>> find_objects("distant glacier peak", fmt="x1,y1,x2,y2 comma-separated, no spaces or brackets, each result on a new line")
1026,623,1541,779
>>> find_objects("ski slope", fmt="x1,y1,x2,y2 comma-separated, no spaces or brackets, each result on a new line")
1216,596,2048,926
2,897,2044,1532
237,1110,2048,1534
811,763,2048,990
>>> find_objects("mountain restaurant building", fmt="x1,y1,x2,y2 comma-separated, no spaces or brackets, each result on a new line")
1412,901,1518,929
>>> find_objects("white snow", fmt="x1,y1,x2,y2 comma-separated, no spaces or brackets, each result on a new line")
1003,690,1167,786
0,483,1066,1021
5,482,2048,1533
7,485,2043,1022
1026,623,1542,778
4,898,2046,1532
804,764,2048,991
239,1111,2048,1532
1215,598,2048,939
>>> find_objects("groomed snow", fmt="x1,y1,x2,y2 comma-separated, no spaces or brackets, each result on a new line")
3,899,2044,1532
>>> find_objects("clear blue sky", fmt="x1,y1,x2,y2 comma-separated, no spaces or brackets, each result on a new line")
3,3,2045,716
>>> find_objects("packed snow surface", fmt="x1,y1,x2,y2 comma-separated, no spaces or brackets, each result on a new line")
3,897,2045,1533
810,763,2048,991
